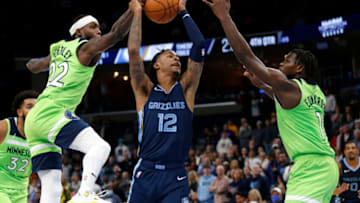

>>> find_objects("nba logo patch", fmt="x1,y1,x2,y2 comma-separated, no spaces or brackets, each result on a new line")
136,171,143,178
181,197,189,203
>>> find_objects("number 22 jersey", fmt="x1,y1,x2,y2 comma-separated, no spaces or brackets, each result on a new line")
137,82,193,164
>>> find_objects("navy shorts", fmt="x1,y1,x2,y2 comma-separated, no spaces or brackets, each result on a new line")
31,118,89,174
127,159,190,203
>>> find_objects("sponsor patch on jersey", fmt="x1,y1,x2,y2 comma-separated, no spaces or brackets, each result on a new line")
64,110,80,120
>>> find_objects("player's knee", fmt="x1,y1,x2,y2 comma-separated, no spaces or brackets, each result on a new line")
98,140,111,157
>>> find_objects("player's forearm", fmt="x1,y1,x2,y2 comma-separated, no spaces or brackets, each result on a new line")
128,9,142,56
110,9,134,41
26,56,50,74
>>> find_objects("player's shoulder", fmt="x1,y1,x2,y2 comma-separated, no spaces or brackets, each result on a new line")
0,119,9,143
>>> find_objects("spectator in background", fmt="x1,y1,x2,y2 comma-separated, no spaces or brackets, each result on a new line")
249,164,270,201
248,189,263,203
234,192,247,203
69,173,81,193
250,93,261,124
189,170,199,193
228,168,250,202
336,124,352,153
217,131,233,156
343,105,355,126
227,119,239,139
239,122,252,148
62,154,72,182
61,174,72,203
209,165,231,203
117,171,131,196
103,155,117,177
252,120,264,148
353,129,360,151
114,138,131,163
270,187,283,203
325,89,337,116
197,163,216,203
198,155,216,175
245,149,261,169
263,119,278,154
101,179,123,203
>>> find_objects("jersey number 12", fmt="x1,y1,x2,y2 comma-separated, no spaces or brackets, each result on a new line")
158,113,177,133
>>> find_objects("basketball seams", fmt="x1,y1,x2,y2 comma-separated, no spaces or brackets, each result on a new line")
144,0,179,24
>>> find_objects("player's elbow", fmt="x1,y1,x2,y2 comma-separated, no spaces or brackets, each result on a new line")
26,60,40,74
128,47,140,57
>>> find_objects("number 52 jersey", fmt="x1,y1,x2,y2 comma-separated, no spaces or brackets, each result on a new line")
0,117,31,190
137,82,193,164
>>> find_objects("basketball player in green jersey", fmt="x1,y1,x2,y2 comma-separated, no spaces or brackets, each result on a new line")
203,0,338,202
0,90,38,203
24,6,134,203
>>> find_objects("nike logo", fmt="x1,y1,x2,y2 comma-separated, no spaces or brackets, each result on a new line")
344,170,350,173
177,176,187,181
154,87,163,92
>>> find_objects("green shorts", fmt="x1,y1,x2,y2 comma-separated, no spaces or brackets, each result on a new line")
0,187,28,203
25,98,89,158
285,154,339,203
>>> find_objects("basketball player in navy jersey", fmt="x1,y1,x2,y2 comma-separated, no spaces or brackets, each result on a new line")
333,140,360,202
127,0,205,202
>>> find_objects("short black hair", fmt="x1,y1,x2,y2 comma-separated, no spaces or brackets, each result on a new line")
289,49,319,83
345,140,358,149
12,90,39,114
69,14,89,38
147,49,171,84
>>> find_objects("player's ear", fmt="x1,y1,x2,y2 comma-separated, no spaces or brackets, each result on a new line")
296,65,304,75
16,108,23,117
153,62,160,70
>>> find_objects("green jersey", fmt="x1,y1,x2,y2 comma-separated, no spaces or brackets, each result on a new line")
25,38,96,157
37,38,96,112
0,118,31,190
275,78,335,160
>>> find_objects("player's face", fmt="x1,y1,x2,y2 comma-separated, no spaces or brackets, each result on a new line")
278,53,300,78
344,143,359,160
17,98,37,119
156,50,181,75
82,22,101,39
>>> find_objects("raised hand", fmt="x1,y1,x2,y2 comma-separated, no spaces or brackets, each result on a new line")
202,0,231,20
178,0,187,12
129,0,142,13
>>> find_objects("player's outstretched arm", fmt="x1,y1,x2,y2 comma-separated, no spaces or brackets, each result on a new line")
79,7,134,58
0,120,8,144
203,0,300,109
128,0,153,111
26,55,51,74
244,70,274,99
178,0,206,111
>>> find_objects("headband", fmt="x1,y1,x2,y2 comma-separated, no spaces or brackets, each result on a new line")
69,15,99,36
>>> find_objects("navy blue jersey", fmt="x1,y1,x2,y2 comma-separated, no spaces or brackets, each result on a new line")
137,82,193,164
340,157,360,200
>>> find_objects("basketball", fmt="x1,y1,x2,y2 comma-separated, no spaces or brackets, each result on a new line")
144,0,179,24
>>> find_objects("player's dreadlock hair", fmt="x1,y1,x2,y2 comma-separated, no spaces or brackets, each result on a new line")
11,90,39,114
289,49,320,83
147,49,171,84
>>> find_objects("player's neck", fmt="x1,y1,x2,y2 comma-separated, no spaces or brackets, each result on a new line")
346,157,359,167
157,76,177,93
16,117,26,138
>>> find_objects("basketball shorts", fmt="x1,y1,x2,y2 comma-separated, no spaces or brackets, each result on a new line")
25,102,89,173
285,154,339,203
127,159,190,203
